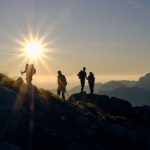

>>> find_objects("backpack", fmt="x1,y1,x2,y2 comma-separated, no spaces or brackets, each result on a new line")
78,71,86,79
30,66,36,76
60,75,67,86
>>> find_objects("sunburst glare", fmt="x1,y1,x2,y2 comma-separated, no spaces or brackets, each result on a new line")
25,41,42,59
12,30,55,74
16,31,48,59
19,32,48,62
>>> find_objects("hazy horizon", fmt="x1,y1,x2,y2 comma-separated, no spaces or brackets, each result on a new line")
35,74,141,89
7,73,141,89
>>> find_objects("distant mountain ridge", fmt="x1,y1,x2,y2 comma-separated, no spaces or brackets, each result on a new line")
99,87,150,106
69,80,137,94
136,73,150,90
69,73,150,106
99,73,150,106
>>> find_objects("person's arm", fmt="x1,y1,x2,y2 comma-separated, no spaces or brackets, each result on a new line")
86,73,88,80
21,64,29,74
21,68,27,74
64,76,67,86
57,76,59,85
86,75,88,80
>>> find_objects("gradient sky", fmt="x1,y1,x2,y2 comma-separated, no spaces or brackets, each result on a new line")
0,0,150,88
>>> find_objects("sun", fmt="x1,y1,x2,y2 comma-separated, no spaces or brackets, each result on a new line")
18,32,49,62
13,30,55,72
26,41,42,59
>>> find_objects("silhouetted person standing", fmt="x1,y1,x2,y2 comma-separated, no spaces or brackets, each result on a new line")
57,71,67,101
21,64,36,85
87,72,95,94
78,67,87,93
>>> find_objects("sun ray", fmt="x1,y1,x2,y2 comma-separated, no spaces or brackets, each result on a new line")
15,31,51,62
38,57,54,74
6,27,58,80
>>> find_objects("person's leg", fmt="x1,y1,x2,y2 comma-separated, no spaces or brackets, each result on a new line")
80,80,83,93
57,87,61,97
89,83,92,94
29,76,32,85
83,80,85,92
91,85,94,94
81,80,85,93
62,88,66,101
26,77,28,85
26,76,30,85
92,83,94,94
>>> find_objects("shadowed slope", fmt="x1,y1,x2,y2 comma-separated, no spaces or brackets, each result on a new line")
0,74,150,150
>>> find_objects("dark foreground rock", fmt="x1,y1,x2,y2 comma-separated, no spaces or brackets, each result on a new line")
68,93,133,116
0,74,150,150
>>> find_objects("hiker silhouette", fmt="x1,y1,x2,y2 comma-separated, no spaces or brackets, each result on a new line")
57,70,67,101
77,67,87,93
87,72,95,94
21,64,36,85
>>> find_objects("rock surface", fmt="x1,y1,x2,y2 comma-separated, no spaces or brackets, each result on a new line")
0,74,150,150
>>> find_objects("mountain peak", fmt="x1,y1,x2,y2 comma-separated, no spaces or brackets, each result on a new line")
136,73,150,90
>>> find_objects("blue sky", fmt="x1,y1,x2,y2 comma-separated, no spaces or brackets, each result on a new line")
0,0,150,88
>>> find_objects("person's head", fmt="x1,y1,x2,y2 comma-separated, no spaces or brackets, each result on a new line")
83,67,86,71
58,70,62,75
89,72,93,76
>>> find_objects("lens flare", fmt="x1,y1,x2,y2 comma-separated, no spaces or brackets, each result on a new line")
26,41,42,58
11,29,55,75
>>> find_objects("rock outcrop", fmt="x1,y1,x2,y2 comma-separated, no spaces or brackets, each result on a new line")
68,93,132,116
